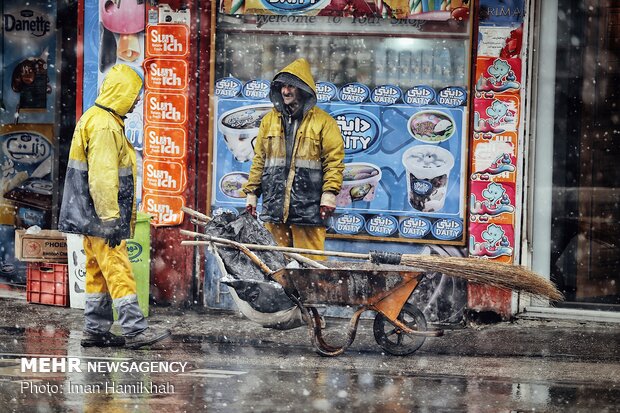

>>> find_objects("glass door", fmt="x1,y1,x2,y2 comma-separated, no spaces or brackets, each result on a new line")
530,0,619,311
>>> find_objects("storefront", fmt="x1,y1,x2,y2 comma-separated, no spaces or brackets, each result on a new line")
0,0,617,322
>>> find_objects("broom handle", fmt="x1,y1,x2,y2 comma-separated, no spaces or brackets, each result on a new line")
180,230,273,274
180,231,370,260
181,206,211,222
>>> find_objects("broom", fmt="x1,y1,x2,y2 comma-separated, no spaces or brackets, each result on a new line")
180,230,564,301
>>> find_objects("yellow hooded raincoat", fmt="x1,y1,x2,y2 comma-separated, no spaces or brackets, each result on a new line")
243,58,344,226
59,64,142,239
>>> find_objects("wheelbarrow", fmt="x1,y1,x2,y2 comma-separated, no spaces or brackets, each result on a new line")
271,261,444,357
183,233,444,357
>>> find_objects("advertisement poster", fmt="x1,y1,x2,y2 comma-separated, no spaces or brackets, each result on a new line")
0,124,54,284
212,79,467,244
141,17,190,227
468,0,525,263
0,1,58,286
221,0,470,20
0,1,57,126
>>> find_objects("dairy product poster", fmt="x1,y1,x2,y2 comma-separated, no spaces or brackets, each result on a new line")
211,91,467,244
0,124,55,284
0,1,58,125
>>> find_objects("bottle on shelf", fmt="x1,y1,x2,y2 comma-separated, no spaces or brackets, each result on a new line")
354,38,374,87
410,48,423,87
374,43,387,86
317,38,331,82
419,49,434,86
432,46,452,87
398,50,413,90
385,47,399,86
452,44,467,88
247,34,263,79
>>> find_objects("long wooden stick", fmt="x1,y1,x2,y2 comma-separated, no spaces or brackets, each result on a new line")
180,231,368,260
181,206,211,222
182,234,273,275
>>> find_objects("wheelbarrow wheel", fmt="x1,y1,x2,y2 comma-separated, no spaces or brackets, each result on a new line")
373,303,427,356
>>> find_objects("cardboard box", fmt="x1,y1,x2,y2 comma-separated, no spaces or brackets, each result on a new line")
15,230,68,263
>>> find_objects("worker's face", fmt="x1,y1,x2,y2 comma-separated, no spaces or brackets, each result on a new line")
281,84,300,107
128,94,142,114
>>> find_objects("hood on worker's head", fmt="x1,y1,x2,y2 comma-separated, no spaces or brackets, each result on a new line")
95,64,143,117
270,58,317,115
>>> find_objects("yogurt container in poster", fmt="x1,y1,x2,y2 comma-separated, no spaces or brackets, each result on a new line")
402,145,455,212
218,104,272,163
336,162,382,207
219,172,249,199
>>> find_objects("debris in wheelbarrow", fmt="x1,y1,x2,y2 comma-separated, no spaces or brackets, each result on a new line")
196,212,308,330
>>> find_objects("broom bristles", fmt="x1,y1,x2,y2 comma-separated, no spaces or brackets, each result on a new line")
399,255,564,301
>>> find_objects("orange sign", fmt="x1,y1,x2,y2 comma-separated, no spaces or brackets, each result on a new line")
144,58,188,90
144,92,187,125
144,125,187,159
143,159,187,194
142,191,185,226
146,25,189,58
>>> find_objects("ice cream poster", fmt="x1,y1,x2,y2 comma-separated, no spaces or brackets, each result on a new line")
83,0,147,209
474,57,521,97
222,0,470,20
469,222,514,263
473,96,520,139
469,181,515,225
0,124,54,284
0,124,54,229
470,133,517,182
0,1,58,125
211,95,468,244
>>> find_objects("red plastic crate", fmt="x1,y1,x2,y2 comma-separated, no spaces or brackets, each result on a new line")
26,263,69,307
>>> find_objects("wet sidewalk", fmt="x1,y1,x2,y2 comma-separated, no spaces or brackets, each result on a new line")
0,296,618,363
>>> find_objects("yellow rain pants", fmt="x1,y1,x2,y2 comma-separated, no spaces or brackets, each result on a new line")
84,236,137,299
82,236,146,336
264,223,327,261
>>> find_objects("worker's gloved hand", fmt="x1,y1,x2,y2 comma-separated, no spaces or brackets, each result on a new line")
245,193,258,218
101,219,123,248
319,192,337,221
319,205,335,220
245,204,257,218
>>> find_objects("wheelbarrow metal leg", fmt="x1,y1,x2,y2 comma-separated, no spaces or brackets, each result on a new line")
288,294,350,356
308,307,365,357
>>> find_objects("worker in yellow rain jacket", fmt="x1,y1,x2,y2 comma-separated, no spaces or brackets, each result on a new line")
243,58,344,260
59,64,170,349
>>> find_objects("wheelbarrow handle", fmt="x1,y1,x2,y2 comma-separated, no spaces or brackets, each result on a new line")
181,233,370,260
181,206,212,223
180,230,273,275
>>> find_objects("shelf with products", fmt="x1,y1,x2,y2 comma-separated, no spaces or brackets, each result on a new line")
215,32,469,91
